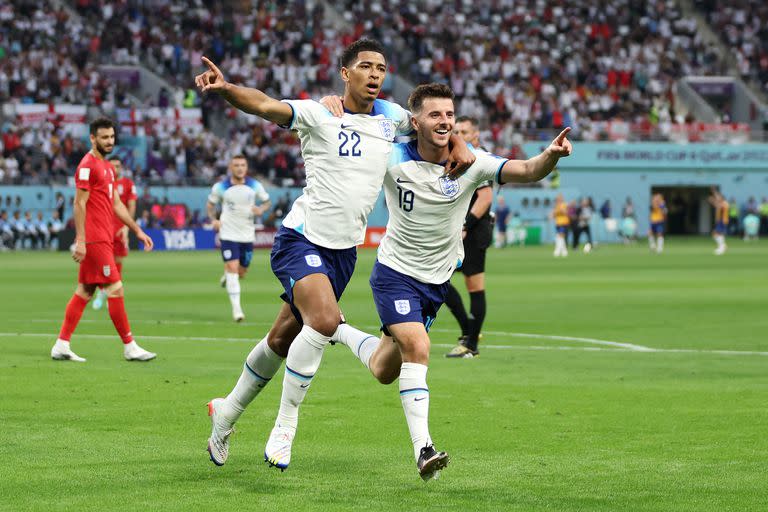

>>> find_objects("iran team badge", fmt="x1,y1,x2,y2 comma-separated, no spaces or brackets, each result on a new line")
394,300,411,315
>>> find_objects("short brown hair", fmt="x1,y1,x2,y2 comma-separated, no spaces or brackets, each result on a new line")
456,116,479,127
407,83,455,113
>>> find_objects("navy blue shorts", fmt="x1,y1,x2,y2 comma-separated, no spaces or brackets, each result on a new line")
270,226,357,320
556,225,568,235
221,240,253,268
650,222,664,236
714,221,727,234
369,260,448,334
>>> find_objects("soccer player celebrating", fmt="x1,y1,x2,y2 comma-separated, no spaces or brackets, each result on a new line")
50,118,156,362
444,116,493,359
648,193,667,254
93,157,137,310
207,155,271,322
195,40,475,468
318,84,571,479
551,194,570,257
709,189,729,255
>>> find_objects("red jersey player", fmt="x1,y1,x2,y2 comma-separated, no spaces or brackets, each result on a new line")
50,117,157,362
92,156,137,310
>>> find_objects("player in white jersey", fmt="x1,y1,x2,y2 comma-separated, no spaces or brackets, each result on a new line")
207,155,271,322
194,39,475,468
322,83,572,480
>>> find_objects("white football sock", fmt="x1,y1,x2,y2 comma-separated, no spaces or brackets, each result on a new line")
657,236,664,252
399,362,432,461
220,336,284,426
225,272,241,312
275,325,330,429
648,236,656,250
332,323,380,370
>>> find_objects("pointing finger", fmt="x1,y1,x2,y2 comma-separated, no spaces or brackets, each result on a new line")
555,127,572,144
201,56,222,76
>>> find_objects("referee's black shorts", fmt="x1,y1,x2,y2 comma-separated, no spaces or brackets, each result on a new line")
458,218,492,276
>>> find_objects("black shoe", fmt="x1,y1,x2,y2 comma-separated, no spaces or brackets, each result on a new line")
417,445,449,481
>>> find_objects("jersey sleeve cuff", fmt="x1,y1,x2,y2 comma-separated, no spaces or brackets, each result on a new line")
278,101,296,130
495,160,509,185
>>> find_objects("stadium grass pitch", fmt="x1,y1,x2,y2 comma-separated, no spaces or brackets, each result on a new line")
1,238,766,511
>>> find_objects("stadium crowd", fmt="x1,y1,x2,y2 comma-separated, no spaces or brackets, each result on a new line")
0,0,764,186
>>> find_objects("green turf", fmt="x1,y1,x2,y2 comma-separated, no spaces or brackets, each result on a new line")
1,239,767,511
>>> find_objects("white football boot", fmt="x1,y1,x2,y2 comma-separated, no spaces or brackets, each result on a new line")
264,424,296,471
51,340,86,362
207,398,233,466
124,341,157,361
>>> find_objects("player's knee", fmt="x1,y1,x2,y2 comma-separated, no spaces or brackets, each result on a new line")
267,333,292,358
306,315,339,338
373,366,398,385
103,281,124,298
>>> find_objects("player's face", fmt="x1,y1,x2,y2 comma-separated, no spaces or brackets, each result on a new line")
91,127,115,156
343,51,387,102
230,158,248,180
110,159,122,178
453,120,479,147
413,98,455,148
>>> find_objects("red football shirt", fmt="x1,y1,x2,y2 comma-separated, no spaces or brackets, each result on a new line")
113,176,137,234
74,152,115,243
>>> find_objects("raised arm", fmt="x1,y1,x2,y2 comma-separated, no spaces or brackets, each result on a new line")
195,56,293,126
499,128,573,184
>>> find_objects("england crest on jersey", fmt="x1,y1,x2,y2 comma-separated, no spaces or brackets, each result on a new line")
379,119,394,140
103,265,111,277
394,299,411,315
438,176,460,198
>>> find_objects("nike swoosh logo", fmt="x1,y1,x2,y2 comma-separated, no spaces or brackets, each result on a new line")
340,123,352,129
396,177,413,184
300,384,309,388
414,396,427,402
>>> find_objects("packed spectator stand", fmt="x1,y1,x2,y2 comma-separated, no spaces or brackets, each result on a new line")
0,0,765,189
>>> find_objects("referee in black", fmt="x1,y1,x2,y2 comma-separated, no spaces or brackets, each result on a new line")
445,116,493,358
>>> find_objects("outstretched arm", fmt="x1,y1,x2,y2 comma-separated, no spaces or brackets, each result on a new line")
195,56,293,126
499,128,573,184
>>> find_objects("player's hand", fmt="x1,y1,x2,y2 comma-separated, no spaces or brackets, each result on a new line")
546,127,573,158
195,56,227,93
462,228,467,240
121,226,129,247
444,140,476,179
212,219,221,231
72,240,86,263
136,230,154,252
320,95,344,117
251,205,264,216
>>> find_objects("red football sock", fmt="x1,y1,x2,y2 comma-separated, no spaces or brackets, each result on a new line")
58,294,89,341
116,262,123,276
107,296,134,344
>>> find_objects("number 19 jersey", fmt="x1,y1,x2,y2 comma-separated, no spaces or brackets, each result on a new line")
377,141,508,284
280,99,412,249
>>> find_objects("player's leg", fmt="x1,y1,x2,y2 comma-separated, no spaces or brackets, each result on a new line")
51,282,97,362
648,229,656,251
388,322,449,481
264,228,356,469
221,241,245,321
656,225,664,253
207,302,299,466
102,281,156,361
265,274,340,470
332,322,401,384
443,281,469,341
463,271,485,354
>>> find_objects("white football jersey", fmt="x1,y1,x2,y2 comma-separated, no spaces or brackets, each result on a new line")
280,99,412,249
377,142,508,284
208,177,270,243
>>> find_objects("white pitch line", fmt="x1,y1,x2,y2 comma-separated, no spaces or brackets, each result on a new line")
2,332,767,357
29,318,651,351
